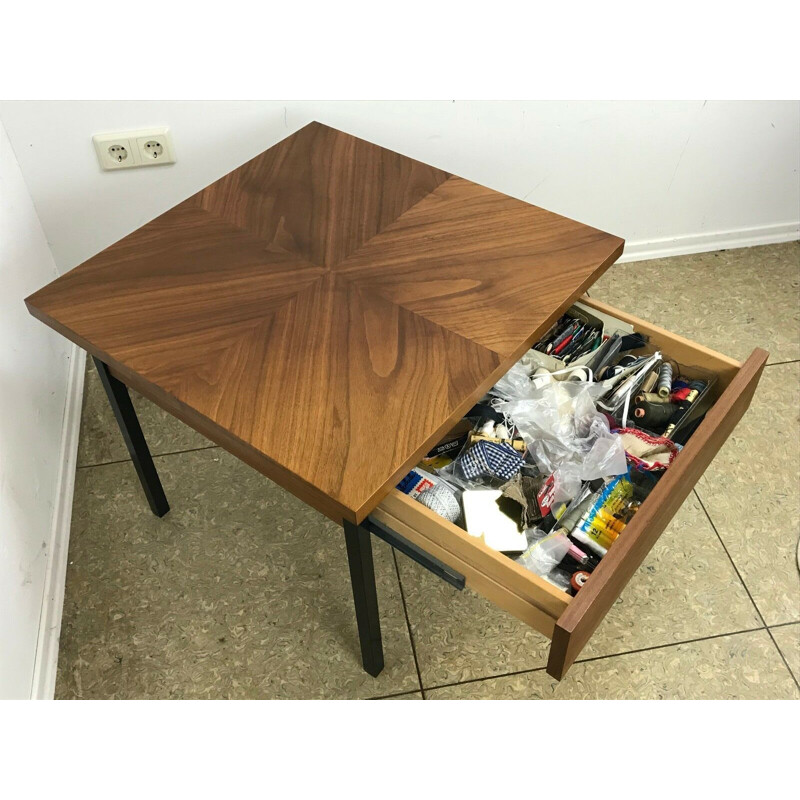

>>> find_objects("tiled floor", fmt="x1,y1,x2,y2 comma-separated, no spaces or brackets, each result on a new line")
55,242,800,699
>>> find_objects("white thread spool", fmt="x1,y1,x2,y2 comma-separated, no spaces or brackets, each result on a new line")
567,367,591,383
417,484,461,524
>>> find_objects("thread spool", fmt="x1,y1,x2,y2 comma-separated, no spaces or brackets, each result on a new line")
571,571,590,592
633,399,675,431
663,380,707,439
635,391,672,405
641,369,659,393
566,367,591,383
417,484,461,524
670,379,691,402
657,362,674,398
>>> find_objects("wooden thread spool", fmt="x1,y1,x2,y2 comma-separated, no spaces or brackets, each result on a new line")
641,370,659,393
468,432,527,452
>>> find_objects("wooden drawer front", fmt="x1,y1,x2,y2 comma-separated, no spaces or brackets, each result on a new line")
372,492,570,638
375,299,768,680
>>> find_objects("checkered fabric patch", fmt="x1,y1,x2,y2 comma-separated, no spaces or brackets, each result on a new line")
459,440,524,482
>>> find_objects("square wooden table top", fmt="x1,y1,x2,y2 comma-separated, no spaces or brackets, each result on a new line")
25,122,624,523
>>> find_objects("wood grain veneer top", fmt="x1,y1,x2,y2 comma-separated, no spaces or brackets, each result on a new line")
25,122,624,523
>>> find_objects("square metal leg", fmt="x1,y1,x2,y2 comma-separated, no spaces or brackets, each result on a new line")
93,357,170,517
343,519,384,677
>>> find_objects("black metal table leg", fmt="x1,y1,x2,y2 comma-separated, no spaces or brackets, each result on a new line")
92,357,170,517
343,519,384,677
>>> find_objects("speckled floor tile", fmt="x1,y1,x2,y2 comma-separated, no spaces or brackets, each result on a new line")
695,363,800,626
78,360,212,467
581,493,761,658
56,448,419,699
770,625,800,683
397,494,759,688
394,557,552,687
378,691,424,700
591,242,800,365
427,631,800,699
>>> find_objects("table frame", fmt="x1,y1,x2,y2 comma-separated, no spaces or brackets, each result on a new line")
92,357,465,679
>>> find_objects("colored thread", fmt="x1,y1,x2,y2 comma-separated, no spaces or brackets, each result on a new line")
571,571,590,592
657,362,674,398
664,380,707,439
670,379,691,402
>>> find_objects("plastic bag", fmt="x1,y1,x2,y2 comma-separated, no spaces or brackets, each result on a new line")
495,380,627,486
516,528,572,591
490,361,536,401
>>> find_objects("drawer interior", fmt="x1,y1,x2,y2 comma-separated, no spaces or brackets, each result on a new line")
375,296,767,675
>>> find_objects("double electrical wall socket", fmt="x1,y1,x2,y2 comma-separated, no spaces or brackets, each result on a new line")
93,127,176,170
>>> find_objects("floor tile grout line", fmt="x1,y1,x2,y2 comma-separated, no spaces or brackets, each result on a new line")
76,444,221,470
767,620,800,631
391,550,427,700
693,488,768,627
572,626,769,668
693,489,800,691
419,626,769,694
764,359,800,368
369,689,424,700
764,627,800,689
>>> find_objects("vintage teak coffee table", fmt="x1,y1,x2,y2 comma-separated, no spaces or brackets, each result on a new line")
26,122,767,681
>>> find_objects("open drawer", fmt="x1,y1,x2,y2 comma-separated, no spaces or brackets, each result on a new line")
372,296,768,680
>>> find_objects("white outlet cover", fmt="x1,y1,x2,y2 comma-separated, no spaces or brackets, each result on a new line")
93,127,176,170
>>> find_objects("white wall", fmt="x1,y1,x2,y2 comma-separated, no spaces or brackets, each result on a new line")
0,119,75,699
0,100,797,273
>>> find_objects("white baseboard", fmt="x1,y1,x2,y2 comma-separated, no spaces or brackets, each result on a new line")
31,344,85,700
618,221,799,263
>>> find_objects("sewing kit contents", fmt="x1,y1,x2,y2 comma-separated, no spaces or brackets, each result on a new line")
570,571,590,592
417,483,462,524
459,439,524,482
395,302,722,594
663,379,707,438
468,420,526,452
569,475,635,556
617,428,680,470
656,362,673,398
534,314,603,364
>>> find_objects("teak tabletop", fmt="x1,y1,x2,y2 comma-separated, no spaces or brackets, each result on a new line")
25,122,624,523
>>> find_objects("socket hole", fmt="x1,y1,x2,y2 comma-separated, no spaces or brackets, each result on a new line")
108,144,128,163
143,140,164,159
